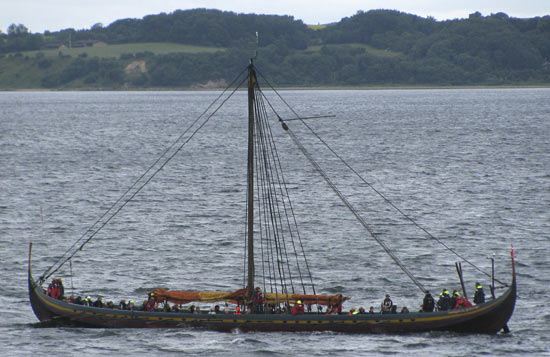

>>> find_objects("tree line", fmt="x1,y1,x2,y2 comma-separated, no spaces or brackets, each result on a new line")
1,9,550,88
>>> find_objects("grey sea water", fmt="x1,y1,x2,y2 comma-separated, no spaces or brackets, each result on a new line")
0,88,549,356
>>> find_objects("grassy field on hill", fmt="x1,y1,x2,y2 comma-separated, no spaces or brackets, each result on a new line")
0,42,228,89
307,24,328,30
0,56,69,89
23,42,225,59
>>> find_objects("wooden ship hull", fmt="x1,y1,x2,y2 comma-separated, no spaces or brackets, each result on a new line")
29,252,516,333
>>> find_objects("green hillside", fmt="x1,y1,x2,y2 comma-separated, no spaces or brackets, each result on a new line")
0,43,225,89
1,8,550,89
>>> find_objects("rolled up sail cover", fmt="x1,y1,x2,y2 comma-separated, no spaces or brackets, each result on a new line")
263,293,348,306
151,288,247,305
152,288,348,306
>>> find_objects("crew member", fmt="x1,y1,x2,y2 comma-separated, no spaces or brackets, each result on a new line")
454,294,473,309
422,291,435,312
450,290,459,309
381,294,393,314
254,287,265,313
474,282,485,304
291,300,305,315
146,292,156,312
437,289,451,311
56,278,64,300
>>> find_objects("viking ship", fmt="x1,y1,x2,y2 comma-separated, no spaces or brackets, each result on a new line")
29,60,516,333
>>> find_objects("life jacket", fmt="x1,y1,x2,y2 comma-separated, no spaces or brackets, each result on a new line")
234,306,242,315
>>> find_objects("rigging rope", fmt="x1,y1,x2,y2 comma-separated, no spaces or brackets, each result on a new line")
256,88,310,295
255,95,293,297
255,66,506,287
242,76,318,305
42,67,249,282
284,123,427,293
255,136,269,296
69,259,74,295
295,120,507,287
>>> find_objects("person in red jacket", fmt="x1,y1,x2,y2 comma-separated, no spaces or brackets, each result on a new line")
146,292,156,312
454,295,473,309
46,281,53,297
291,300,305,315
254,287,265,313
47,278,60,299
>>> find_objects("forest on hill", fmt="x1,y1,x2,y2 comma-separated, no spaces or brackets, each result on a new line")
1,9,550,89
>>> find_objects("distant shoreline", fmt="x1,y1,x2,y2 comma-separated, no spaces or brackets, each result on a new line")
2,84,550,92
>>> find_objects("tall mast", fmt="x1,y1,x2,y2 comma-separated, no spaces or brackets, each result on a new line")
247,59,256,299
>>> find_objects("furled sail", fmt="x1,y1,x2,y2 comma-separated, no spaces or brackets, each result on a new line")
151,288,347,306
151,288,247,305
263,293,348,306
